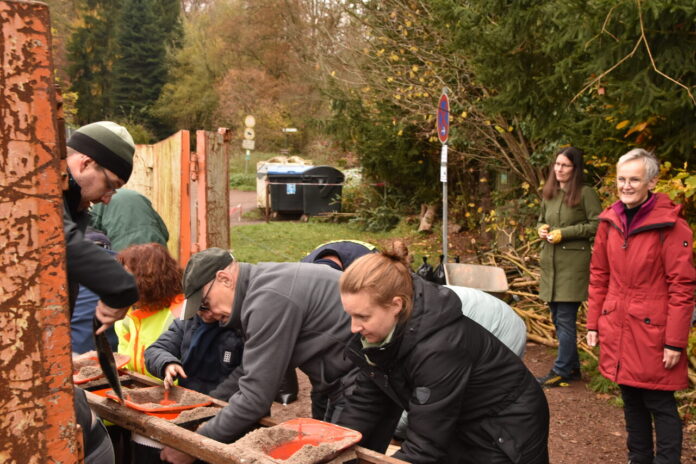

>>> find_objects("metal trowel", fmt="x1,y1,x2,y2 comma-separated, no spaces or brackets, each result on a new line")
92,316,124,402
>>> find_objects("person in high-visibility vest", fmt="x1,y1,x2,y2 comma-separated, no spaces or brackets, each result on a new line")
115,243,184,379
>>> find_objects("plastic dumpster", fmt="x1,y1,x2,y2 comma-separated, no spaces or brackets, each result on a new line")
267,165,311,214
301,166,344,216
256,156,313,208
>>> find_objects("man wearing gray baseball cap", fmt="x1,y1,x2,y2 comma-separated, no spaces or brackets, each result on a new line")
159,248,356,464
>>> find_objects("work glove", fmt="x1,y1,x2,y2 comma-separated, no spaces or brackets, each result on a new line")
547,229,562,244
537,224,550,239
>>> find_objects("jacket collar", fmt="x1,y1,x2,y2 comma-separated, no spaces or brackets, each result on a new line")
600,192,682,235
64,171,83,219
348,275,463,369
610,191,655,234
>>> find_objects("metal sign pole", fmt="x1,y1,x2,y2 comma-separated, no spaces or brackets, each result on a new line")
437,88,450,265
243,115,256,174
441,144,448,264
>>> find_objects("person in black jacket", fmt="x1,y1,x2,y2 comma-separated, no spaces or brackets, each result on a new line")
337,250,549,464
64,121,140,463
145,309,244,399
64,121,140,321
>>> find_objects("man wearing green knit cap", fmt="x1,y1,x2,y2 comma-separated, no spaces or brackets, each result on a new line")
64,121,140,463
66,121,135,209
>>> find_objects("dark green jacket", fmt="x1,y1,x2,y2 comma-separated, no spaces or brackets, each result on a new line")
90,188,168,252
538,185,602,302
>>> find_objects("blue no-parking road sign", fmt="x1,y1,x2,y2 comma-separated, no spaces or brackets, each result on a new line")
437,92,450,144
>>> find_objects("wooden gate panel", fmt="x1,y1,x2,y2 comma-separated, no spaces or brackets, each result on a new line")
127,131,190,264
197,129,229,252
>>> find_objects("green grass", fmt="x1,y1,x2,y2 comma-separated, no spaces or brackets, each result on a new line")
230,219,432,263
229,172,256,191
580,350,620,396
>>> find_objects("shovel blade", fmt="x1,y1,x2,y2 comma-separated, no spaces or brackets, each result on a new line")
92,316,124,402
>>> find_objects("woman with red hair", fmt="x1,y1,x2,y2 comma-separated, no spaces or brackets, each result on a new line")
115,243,184,379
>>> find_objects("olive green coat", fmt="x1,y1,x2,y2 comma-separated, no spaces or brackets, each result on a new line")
538,185,602,302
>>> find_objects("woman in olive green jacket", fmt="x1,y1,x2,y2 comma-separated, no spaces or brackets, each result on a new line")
537,147,602,387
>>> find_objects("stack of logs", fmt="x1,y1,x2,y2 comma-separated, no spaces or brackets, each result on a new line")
478,238,696,417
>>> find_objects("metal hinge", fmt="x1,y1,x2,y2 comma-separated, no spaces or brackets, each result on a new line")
190,152,199,181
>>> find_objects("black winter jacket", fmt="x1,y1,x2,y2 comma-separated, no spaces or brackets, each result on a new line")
63,176,138,457
63,177,138,313
338,277,549,464
145,316,244,399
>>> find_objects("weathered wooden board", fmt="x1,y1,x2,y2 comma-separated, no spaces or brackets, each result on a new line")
85,372,408,464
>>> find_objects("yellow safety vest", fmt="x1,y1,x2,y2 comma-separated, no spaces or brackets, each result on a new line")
115,294,184,380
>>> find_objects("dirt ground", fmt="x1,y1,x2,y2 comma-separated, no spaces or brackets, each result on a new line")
270,343,695,463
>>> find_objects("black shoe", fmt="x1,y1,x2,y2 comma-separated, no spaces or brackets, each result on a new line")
536,369,571,387
569,367,582,381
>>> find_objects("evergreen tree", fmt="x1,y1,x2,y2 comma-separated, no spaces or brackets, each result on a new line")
111,0,167,131
66,0,121,124
153,0,183,49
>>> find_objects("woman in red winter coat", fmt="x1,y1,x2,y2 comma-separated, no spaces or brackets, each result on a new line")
586,149,695,464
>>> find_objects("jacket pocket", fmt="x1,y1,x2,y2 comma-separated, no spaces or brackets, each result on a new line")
626,298,667,326
624,299,668,383
597,300,617,332
559,240,588,251
480,419,522,464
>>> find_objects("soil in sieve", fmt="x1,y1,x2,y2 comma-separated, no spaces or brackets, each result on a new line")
122,386,210,409
229,426,355,464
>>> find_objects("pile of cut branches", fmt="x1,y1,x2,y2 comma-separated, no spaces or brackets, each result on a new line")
478,238,597,359
477,238,695,416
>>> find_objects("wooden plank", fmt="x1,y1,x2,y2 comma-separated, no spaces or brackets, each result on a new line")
150,131,186,263
203,130,230,250
91,372,408,464
86,391,245,464
355,447,409,464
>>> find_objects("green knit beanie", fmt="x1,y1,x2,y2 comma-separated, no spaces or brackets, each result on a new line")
67,121,135,182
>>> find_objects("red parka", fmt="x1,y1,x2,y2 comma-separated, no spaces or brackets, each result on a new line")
587,193,695,391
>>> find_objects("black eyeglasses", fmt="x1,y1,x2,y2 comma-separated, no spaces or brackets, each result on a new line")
101,167,118,195
200,278,216,311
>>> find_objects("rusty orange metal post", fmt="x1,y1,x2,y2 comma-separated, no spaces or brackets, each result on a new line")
0,1,80,462
195,131,208,252
179,131,192,265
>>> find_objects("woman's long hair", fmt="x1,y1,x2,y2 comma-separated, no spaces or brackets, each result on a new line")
541,146,585,207
117,243,182,310
340,246,414,323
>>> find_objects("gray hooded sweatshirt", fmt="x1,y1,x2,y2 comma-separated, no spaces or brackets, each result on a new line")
197,262,354,443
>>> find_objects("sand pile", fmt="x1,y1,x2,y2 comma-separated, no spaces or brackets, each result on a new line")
228,425,356,464
73,353,129,382
122,386,211,409
172,406,222,425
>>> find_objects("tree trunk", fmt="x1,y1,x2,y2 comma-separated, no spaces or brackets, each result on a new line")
418,203,436,233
